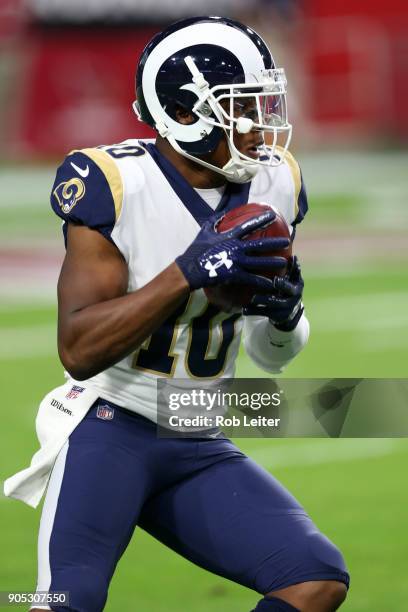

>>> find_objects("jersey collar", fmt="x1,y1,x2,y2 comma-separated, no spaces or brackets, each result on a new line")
145,143,251,225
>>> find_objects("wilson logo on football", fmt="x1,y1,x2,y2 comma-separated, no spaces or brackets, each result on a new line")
204,251,233,277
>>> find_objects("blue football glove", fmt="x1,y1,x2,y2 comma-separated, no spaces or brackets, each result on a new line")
176,209,289,291
243,255,304,331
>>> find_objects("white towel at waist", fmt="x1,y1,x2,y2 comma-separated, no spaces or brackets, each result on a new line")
3,381,99,508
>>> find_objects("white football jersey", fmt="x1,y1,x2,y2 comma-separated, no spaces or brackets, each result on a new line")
51,139,307,421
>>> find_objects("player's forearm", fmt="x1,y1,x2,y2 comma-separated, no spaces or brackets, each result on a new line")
58,263,189,380
243,313,310,373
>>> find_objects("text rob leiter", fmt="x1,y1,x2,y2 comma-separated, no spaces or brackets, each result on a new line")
168,414,280,428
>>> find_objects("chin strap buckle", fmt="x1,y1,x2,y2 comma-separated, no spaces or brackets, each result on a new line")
155,120,170,138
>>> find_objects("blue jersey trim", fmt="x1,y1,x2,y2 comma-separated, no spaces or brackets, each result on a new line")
216,180,251,216
293,169,308,227
144,143,250,225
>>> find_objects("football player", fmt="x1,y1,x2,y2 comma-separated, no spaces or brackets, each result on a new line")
10,16,349,612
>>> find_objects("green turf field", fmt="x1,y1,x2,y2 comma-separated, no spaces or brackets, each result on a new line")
1,155,407,611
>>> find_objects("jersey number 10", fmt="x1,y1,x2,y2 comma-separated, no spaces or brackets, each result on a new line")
132,298,241,378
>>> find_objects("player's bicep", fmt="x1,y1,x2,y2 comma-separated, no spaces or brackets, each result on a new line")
58,224,128,319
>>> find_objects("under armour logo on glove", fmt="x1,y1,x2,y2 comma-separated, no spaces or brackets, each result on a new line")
175,209,290,291
204,251,233,277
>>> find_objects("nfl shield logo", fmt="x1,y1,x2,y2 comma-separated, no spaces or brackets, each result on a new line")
66,385,85,399
96,404,115,420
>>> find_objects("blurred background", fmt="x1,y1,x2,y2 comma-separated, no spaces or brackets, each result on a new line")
1,0,407,610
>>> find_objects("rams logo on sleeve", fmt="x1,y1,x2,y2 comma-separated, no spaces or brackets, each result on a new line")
53,177,86,214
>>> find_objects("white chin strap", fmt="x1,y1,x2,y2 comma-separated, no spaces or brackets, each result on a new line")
177,136,258,184
221,151,259,183
155,122,259,184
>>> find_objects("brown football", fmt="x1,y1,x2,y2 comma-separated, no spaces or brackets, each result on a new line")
204,203,292,312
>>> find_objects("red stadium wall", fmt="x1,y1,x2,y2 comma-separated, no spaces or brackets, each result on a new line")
302,0,408,141
7,26,157,158
3,1,408,157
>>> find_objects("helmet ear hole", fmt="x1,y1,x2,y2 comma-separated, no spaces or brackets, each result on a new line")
174,104,197,125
